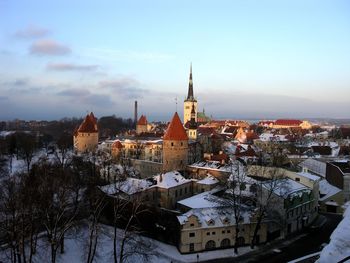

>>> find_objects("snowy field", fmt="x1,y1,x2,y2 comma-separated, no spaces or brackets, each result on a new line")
0,224,253,263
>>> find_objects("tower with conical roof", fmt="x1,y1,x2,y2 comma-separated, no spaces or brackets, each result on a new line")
163,112,188,172
184,64,197,124
73,112,99,153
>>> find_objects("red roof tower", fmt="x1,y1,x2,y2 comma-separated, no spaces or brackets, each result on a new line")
163,112,188,141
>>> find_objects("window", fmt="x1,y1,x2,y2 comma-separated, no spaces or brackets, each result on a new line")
181,142,183,146
171,142,174,146
185,187,187,194
189,232,195,237
295,177,300,182
175,190,178,197
206,232,210,236
190,223,194,227
222,230,225,234
180,189,183,196
227,230,231,233
189,243,194,252
212,232,216,235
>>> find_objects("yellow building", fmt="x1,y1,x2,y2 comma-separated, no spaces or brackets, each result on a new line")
177,192,267,253
73,112,98,153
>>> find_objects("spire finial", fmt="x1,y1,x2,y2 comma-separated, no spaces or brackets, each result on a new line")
175,97,178,112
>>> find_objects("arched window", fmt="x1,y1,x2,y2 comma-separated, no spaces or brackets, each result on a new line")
205,240,216,250
220,238,230,248
237,237,245,246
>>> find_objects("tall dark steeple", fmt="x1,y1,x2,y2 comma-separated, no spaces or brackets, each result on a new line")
186,63,196,101
183,63,198,124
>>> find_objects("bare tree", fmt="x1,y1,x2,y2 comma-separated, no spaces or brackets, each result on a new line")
213,159,248,254
249,166,285,249
17,133,37,174
84,192,106,263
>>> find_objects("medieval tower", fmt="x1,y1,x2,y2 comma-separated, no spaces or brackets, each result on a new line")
73,112,99,153
163,112,188,172
183,64,197,124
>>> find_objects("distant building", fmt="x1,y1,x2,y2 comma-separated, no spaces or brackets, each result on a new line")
73,112,98,153
136,115,151,134
258,119,312,130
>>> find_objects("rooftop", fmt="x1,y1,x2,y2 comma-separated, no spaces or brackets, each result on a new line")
153,171,191,189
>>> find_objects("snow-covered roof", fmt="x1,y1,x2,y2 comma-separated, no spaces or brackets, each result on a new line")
99,178,153,196
189,161,231,172
263,178,311,198
319,179,342,201
296,171,321,181
197,175,219,185
299,158,327,177
317,202,350,263
153,171,191,189
177,206,252,228
177,188,223,209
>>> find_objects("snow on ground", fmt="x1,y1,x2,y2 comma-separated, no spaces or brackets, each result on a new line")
0,224,253,263
316,202,350,263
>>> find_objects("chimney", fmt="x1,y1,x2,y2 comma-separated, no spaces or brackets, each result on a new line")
134,100,138,125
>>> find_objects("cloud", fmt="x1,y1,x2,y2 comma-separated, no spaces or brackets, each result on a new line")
4,78,29,86
15,25,50,39
30,39,71,56
57,88,114,107
57,88,89,97
83,94,114,107
99,78,148,99
46,63,98,72
0,96,9,101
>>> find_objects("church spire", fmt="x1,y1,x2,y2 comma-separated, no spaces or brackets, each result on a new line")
186,63,194,101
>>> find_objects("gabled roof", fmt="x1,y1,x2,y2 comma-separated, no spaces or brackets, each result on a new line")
153,171,190,189
163,112,188,141
77,112,98,133
137,115,148,125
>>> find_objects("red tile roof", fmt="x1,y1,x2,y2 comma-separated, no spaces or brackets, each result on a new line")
112,140,123,149
274,119,302,126
197,126,216,135
163,112,188,141
77,112,98,133
137,115,148,125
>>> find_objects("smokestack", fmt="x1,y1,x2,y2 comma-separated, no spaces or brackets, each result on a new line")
134,100,138,125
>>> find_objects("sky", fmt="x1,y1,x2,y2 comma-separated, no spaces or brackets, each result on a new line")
0,0,350,121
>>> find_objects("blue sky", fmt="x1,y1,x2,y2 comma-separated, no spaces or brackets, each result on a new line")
1,0,350,121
